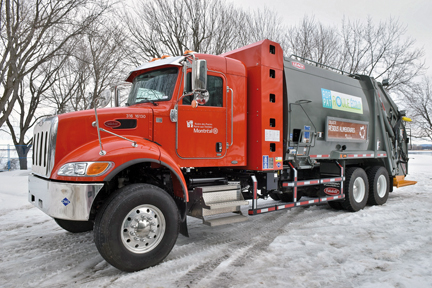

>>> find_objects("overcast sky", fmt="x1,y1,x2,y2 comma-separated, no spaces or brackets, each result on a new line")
233,0,432,73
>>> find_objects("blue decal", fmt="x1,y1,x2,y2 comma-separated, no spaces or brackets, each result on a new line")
263,156,269,169
304,125,311,139
62,198,70,206
277,162,281,168
321,88,332,108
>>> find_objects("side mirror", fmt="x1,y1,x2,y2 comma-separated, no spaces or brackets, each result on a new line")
192,59,207,91
96,89,112,108
180,56,209,107
114,82,132,107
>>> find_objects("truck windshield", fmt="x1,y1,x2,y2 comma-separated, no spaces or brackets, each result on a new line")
127,67,179,105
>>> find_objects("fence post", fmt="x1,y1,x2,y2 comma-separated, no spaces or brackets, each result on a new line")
7,144,11,171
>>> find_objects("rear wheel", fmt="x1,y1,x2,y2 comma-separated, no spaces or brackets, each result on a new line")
328,201,344,210
54,218,93,233
342,167,369,212
94,184,179,272
367,166,389,205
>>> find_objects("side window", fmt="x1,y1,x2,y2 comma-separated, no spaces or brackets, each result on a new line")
183,73,224,107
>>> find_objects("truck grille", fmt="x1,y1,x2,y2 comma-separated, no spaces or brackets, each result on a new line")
32,116,58,178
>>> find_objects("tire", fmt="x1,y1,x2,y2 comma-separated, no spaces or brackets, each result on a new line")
94,184,180,272
269,192,280,201
328,201,344,210
342,167,369,212
54,218,93,233
367,166,389,205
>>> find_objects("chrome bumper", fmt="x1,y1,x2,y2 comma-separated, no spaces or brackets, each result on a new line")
28,174,104,221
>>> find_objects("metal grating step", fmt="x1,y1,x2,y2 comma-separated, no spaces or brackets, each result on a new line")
203,214,248,227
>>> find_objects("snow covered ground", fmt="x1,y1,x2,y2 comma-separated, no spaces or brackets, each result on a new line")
0,153,431,288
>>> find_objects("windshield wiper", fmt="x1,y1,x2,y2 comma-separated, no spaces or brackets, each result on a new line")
136,98,159,106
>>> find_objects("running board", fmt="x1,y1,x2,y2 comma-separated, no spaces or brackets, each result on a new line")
187,183,249,226
203,214,248,226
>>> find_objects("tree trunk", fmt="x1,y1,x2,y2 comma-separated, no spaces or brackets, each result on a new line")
15,144,31,170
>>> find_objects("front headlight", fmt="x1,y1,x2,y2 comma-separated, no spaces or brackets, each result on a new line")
57,162,112,177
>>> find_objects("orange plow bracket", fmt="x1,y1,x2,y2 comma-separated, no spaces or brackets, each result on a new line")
393,175,417,188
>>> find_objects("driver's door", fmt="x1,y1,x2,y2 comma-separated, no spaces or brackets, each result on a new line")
176,73,227,159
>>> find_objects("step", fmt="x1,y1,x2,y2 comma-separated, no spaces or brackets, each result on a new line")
202,189,242,204
203,214,248,227
200,184,241,193
205,200,249,210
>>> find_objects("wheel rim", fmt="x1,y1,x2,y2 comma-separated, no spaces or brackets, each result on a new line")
353,177,366,203
121,204,166,254
377,174,387,198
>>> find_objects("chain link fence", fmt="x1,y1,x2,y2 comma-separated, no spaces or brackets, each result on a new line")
0,144,32,171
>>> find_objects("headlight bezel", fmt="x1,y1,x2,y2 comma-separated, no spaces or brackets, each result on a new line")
57,161,113,177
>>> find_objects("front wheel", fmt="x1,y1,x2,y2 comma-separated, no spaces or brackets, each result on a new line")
342,167,369,212
94,184,179,272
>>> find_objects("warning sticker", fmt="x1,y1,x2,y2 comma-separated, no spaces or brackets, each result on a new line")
263,156,269,169
265,129,280,142
263,156,274,169
275,157,282,169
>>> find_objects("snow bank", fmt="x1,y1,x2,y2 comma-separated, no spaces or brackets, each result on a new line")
0,155,431,287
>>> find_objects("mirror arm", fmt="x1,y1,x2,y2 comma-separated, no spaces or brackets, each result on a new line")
93,97,106,156
93,97,138,154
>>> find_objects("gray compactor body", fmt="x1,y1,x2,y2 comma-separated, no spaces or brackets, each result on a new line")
283,57,410,179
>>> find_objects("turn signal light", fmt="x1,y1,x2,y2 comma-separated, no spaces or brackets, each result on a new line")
160,55,171,59
402,116,412,122
150,57,161,62
184,50,195,55
87,162,111,176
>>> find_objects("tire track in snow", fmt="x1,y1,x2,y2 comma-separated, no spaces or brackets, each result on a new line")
195,205,343,288
0,202,340,288
171,205,339,287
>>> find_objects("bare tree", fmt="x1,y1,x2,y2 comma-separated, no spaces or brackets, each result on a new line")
43,54,89,114
285,16,425,93
123,0,229,63
42,18,127,113
86,21,128,108
0,0,108,128
340,17,425,91
122,0,287,64
2,56,68,169
235,7,287,48
402,77,432,141
285,17,340,68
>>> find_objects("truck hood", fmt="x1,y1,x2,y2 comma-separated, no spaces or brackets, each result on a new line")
54,107,153,166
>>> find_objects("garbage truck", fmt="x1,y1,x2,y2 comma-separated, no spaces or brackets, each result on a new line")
28,39,416,272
